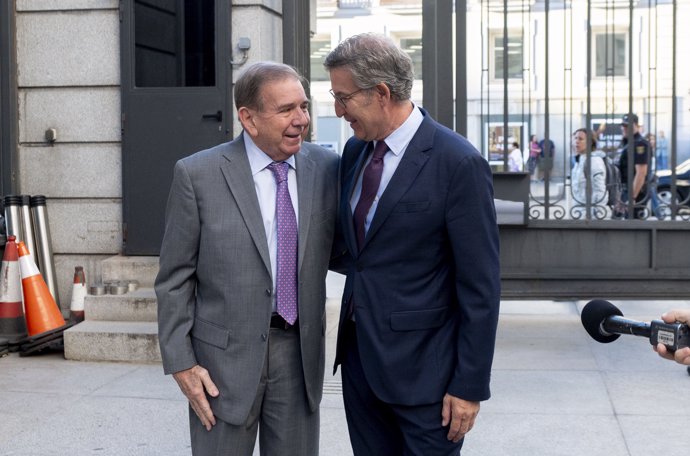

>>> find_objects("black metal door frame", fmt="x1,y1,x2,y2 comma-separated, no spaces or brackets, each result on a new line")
0,0,18,197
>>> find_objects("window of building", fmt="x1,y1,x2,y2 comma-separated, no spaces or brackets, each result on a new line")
491,32,523,81
594,31,627,77
485,121,526,164
310,37,332,82
399,37,423,79
134,0,215,87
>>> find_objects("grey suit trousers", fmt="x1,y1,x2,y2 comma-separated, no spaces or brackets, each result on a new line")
189,327,319,456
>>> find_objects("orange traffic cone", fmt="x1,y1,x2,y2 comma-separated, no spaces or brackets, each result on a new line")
0,235,27,342
17,241,66,336
69,266,86,323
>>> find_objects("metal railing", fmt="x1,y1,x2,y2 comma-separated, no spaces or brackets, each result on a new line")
525,150,690,222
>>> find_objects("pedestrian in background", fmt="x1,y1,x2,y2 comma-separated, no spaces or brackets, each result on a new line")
570,128,607,217
508,141,524,172
538,137,555,181
656,130,668,171
617,113,651,219
528,134,541,181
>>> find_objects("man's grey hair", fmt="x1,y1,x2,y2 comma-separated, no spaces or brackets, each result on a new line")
234,61,307,111
324,33,414,102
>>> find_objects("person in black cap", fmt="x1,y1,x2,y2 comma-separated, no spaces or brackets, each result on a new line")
616,113,651,219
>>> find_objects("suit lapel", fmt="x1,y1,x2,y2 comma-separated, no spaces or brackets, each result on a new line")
362,115,435,250
295,148,315,270
219,136,272,276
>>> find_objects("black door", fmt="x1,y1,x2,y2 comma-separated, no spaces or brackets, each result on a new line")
121,0,231,255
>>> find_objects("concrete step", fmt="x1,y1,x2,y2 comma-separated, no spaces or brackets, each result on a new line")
64,320,161,363
101,256,159,288
85,288,157,322
64,285,160,363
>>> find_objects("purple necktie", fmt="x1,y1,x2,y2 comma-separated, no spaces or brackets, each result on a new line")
353,141,388,250
267,162,298,325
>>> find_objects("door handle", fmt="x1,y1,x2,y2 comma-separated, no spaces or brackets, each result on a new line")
202,110,223,122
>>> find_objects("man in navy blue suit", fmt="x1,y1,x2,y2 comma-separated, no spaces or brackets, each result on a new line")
325,33,501,455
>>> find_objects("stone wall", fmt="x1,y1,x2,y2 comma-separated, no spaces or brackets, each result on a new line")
12,0,286,311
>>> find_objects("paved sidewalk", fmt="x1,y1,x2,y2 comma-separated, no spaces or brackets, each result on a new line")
1,273,689,455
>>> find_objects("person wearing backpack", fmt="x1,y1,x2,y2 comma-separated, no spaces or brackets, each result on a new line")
571,128,607,217
616,113,651,219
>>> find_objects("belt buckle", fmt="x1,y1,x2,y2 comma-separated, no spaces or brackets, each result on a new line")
271,314,291,330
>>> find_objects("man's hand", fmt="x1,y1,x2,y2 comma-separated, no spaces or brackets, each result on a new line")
173,365,220,431
441,393,480,442
653,309,690,366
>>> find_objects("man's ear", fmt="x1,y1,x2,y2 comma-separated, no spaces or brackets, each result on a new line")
238,107,258,136
374,82,391,106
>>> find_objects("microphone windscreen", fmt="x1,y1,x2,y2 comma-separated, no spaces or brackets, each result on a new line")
581,299,623,343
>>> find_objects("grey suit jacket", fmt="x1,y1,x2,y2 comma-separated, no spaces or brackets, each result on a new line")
155,134,339,425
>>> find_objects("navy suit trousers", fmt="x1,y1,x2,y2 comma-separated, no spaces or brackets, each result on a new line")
341,321,463,456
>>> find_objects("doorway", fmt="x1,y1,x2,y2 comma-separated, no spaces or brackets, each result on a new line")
121,0,231,255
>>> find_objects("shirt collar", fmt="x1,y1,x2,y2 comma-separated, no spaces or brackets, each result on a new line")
377,104,424,156
243,131,297,176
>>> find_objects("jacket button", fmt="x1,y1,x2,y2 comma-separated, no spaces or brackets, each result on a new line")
261,334,267,341
265,289,272,296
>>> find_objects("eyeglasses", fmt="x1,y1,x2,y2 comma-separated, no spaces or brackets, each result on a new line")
329,88,368,108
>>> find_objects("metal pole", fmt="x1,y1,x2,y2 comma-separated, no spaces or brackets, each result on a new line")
502,0,509,168
586,0,593,218
670,0,677,218
422,0,453,128
30,195,59,307
544,0,551,219
455,0,468,136
3,195,24,243
19,195,38,262
626,0,635,217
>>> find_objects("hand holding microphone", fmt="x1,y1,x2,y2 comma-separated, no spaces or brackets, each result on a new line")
581,300,690,363
653,309,690,366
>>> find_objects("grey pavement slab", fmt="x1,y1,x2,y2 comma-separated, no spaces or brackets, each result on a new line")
1,286,689,455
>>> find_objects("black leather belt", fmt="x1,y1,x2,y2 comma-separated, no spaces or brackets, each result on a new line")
270,314,296,330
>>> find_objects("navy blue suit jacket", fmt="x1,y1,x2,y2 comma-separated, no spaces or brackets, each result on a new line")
333,109,500,406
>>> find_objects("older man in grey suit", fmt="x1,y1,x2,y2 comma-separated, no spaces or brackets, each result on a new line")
155,62,339,455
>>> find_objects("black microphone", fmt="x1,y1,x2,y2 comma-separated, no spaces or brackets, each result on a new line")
581,299,690,351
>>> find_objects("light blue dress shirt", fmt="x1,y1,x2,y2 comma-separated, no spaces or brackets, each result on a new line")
349,105,424,234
